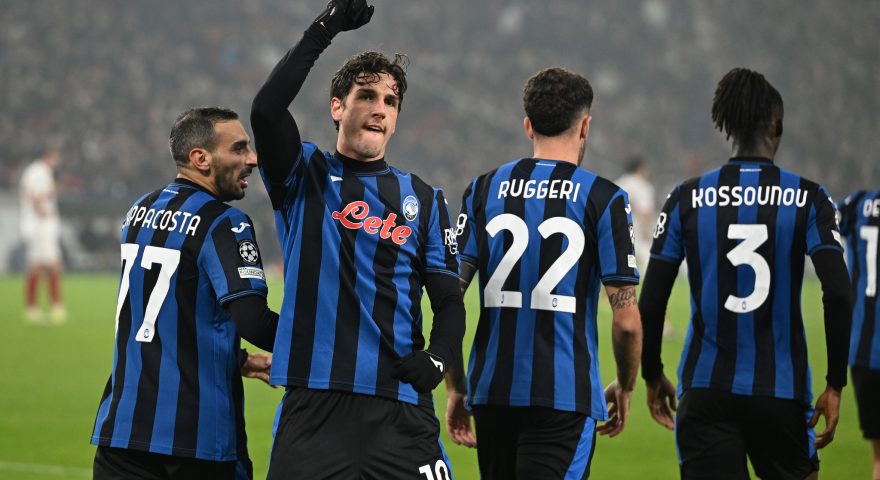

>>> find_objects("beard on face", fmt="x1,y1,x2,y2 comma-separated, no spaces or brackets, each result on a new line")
212,158,246,202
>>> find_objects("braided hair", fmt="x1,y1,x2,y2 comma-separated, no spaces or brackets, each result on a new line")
711,68,783,149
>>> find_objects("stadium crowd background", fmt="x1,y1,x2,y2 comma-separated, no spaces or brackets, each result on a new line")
1,0,877,271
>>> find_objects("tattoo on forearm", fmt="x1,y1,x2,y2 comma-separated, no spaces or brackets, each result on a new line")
608,286,636,310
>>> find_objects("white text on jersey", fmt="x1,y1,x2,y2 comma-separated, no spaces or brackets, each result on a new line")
863,198,880,218
497,179,581,202
123,205,202,237
691,186,808,209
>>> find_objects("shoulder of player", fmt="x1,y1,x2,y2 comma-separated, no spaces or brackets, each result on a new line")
302,142,323,160
585,174,626,204
209,203,256,228
670,173,707,194
468,165,504,191
395,168,441,197
19,162,46,185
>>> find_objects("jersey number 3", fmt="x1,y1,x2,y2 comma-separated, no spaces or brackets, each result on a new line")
724,224,770,313
484,214,584,314
115,243,181,342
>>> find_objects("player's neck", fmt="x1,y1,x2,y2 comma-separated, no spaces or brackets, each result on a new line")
532,140,581,166
176,170,219,197
731,137,777,161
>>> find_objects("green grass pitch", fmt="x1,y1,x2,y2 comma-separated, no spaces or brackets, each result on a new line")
0,274,871,478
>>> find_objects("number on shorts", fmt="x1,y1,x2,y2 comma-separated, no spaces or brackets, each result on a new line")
418,460,450,480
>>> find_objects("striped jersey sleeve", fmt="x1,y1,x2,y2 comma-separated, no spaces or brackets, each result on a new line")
837,191,865,237
806,186,844,255
422,188,459,277
598,189,640,284
200,209,269,304
650,185,685,264
457,179,479,265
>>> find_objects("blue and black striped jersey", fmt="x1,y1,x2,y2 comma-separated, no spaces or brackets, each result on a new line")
91,179,268,461
650,157,843,404
838,189,880,370
259,145,459,409
457,158,639,420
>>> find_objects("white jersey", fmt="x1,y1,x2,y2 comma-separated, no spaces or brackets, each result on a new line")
615,173,656,240
615,172,656,271
20,159,58,236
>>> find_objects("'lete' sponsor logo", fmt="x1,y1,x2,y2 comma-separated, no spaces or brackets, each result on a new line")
331,201,413,245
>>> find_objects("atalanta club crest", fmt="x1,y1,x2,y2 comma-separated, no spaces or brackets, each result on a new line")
402,195,419,222
238,240,260,265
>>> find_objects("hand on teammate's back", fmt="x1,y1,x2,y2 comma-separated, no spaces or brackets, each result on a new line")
314,0,374,37
241,352,273,386
391,350,446,393
810,384,841,449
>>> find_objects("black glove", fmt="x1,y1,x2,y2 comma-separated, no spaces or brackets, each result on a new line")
391,350,446,393
314,0,374,38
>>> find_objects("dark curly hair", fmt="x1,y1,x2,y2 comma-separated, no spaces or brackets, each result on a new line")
523,68,593,137
330,51,408,130
711,67,783,149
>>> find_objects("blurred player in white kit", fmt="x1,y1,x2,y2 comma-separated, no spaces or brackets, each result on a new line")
20,147,66,324
615,156,656,272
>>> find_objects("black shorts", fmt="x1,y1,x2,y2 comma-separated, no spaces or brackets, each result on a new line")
268,388,452,480
852,366,880,439
471,405,597,480
93,446,246,480
675,388,819,480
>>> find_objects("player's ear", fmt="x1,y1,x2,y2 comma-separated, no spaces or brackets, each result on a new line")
770,117,783,138
188,147,212,173
330,97,344,123
580,114,591,141
523,117,534,140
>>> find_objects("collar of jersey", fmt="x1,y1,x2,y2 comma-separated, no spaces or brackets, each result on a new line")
728,156,773,165
169,178,216,197
334,151,390,175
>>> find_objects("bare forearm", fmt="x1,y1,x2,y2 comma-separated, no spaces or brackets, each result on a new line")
608,285,642,391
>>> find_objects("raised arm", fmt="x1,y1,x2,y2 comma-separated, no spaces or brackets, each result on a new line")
251,0,373,183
